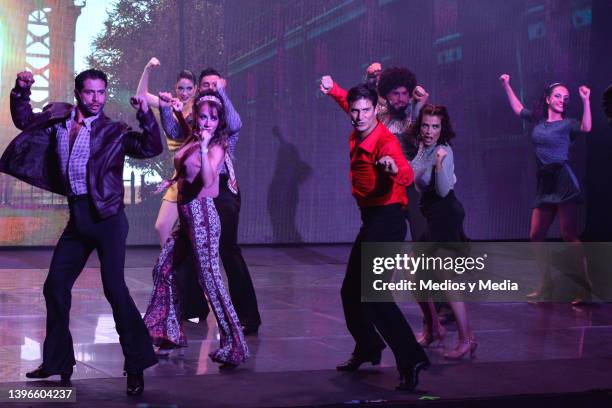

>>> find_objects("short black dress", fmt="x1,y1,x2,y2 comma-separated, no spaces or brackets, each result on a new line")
520,108,583,208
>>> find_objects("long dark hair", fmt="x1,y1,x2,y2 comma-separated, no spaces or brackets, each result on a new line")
187,90,229,150
532,82,569,121
411,104,456,145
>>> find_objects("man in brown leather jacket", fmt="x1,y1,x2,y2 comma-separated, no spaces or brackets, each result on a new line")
0,69,161,396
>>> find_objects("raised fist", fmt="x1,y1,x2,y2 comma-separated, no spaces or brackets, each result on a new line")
216,77,227,91
499,74,510,84
436,147,448,164
16,71,35,89
130,95,149,113
158,91,173,108
170,98,184,112
578,85,590,100
366,62,382,76
377,155,398,175
320,75,333,94
413,85,429,103
146,57,161,69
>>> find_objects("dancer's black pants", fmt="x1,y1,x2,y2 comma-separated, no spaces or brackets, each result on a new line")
341,203,428,370
215,175,262,328
42,196,157,374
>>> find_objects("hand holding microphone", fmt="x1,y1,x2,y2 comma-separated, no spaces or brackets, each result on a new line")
198,128,213,154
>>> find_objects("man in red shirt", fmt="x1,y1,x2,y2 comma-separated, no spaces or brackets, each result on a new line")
330,84,429,391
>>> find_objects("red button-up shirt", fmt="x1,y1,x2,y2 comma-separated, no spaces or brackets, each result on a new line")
349,122,414,208
327,82,414,207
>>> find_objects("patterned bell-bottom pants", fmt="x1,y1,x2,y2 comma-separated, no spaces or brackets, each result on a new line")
144,197,249,365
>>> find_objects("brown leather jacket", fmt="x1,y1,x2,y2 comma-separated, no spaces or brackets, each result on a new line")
0,86,162,219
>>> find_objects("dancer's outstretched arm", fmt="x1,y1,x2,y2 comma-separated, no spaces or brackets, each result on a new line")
216,79,242,135
320,75,349,113
412,86,430,120
216,79,241,160
158,92,188,142
10,71,44,130
499,74,524,116
578,86,592,132
124,95,163,159
136,57,162,108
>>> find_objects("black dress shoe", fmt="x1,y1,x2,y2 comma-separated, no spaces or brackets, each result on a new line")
397,361,430,391
26,365,73,384
125,371,144,396
336,351,382,372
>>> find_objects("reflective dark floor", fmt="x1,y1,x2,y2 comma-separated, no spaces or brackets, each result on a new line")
1,246,611,406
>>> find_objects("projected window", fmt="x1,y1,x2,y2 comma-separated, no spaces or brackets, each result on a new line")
26,8,51,113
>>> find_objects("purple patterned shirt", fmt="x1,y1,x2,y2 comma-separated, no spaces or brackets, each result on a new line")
56,109,99,195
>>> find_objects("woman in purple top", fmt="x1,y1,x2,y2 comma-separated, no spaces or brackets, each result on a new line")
500,74,592,305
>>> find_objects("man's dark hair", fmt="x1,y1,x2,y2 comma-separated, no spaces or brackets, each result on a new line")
75,69,108,91
198,68,221,84
377,67,417,98
347,83,378,108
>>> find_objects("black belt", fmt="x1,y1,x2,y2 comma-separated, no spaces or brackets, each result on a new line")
67,194,89,202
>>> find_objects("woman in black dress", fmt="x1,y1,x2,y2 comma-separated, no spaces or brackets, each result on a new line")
410,104,475,359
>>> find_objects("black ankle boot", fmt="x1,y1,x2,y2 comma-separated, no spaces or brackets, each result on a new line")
397,361,430,391
125,371,144,396
26,365,73,384
336,350,382,372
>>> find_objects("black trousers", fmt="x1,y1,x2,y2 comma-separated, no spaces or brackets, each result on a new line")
215,175,262,328
405,184,427,242
180,175,262,328
341,203,428,370
41,196,157,374
177,254,209,320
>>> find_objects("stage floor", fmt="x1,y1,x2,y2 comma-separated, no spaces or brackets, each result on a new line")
1,245,612,407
